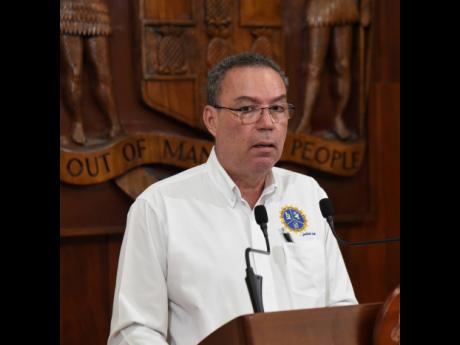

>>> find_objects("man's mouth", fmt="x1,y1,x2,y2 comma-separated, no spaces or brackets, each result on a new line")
252,142,276,149
253,141,275,147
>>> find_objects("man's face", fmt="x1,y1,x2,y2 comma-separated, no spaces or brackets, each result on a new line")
204,66,289,180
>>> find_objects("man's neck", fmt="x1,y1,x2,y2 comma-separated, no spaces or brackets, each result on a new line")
229,172,268,209
213,150,271,209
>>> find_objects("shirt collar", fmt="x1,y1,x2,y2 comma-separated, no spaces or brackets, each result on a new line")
206,147,278,208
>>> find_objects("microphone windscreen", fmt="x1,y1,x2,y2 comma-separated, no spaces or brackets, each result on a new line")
319,198,334,218
254,205,268,225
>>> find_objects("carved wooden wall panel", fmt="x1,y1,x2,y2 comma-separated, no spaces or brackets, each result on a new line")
61,0,371,221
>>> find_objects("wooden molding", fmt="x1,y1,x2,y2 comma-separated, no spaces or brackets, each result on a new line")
60,226,124,238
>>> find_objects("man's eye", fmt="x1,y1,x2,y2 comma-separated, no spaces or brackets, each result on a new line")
270,105,285,112
238,106,255,113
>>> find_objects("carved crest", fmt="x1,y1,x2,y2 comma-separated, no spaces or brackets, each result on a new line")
138,0,284,130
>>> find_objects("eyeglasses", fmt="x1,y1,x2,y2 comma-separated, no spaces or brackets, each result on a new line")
212,103,294,125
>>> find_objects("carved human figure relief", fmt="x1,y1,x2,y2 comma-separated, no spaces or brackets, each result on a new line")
60,0,122,145
296,0,372,140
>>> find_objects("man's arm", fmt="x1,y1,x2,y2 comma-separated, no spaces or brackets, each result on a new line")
108,198,169,345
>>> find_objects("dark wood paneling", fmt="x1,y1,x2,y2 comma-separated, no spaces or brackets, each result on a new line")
377,83,400,294
373,0,400,82
107,235,123,313
61,226,124,238
60,182,132,230
339,82,400,303
60,237,111,345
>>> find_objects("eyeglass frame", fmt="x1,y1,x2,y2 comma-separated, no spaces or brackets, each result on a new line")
211,103,295,125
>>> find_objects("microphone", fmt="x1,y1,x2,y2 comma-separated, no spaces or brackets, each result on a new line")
319,198,400,246
255,205,269,252
245,205,270,313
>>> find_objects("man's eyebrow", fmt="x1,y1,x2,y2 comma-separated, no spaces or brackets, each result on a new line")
271,95,287,102
233,96,258,103
233,95,287,103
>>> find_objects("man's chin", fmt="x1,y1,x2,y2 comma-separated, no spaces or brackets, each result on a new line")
250,157,277,174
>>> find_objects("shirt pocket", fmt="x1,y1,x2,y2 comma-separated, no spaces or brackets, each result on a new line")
282,241,325,308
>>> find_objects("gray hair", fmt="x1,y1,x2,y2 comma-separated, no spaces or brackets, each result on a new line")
206,52,289,106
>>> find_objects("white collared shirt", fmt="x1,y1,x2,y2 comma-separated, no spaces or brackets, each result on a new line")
108,147,357,345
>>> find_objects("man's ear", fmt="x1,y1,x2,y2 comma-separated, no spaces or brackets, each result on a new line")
202,105,217,137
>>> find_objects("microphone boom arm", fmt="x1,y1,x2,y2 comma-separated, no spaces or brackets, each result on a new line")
245,205,271,313
245,247,269,313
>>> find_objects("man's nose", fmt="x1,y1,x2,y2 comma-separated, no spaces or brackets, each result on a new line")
257,108,275,128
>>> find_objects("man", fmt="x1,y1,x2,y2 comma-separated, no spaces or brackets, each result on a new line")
108,53,357,345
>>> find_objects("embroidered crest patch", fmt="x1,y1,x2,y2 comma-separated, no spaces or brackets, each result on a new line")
279,205,308,233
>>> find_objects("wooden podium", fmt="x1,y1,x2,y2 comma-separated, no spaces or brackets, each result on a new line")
200,284,400,345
